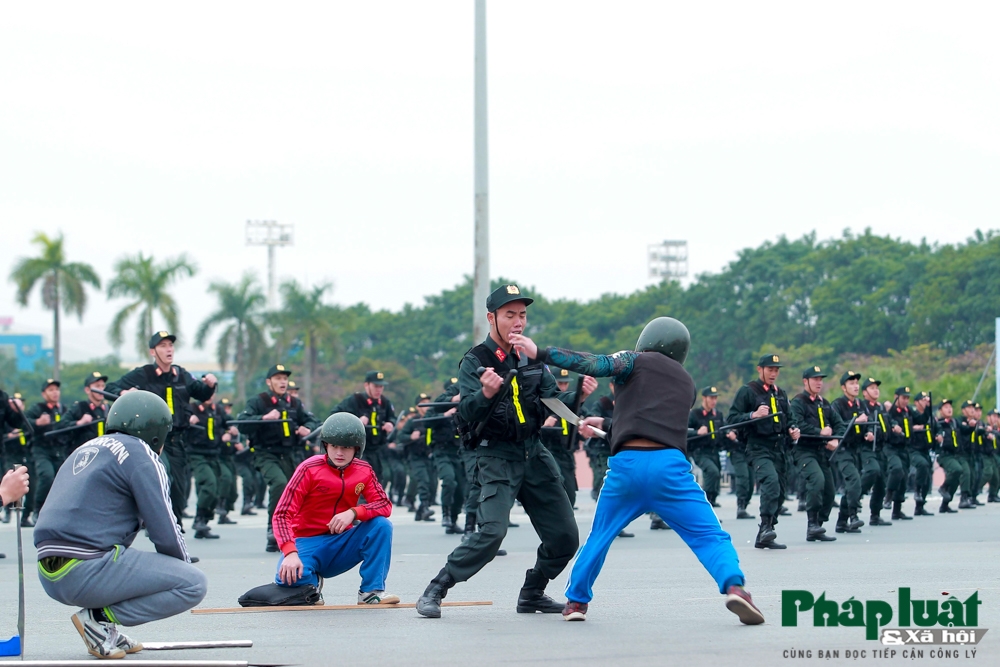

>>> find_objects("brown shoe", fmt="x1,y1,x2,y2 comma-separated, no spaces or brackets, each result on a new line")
725,585,765,625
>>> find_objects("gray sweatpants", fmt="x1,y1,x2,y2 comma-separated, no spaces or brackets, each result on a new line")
39,547,207,626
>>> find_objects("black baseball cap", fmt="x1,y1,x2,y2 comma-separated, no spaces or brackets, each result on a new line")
895,386,911,397
702,385,719,397
938,398,953,408
554,369,572,383
861,377,881,391
914,391,931,401
415,392,432,404
287,380,298,389
220,398,231,406
802,366,826,379
961,399,976,409
757,354,783,368
41,378,60,392
84,371,108,388
148,331,176,348
443,377,458,391
486,284,533,311
266,364,292,379
840,370,862,385
365,370,386,385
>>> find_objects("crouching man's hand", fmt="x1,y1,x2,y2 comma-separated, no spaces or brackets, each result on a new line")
279,552,304,585
328,509,357,534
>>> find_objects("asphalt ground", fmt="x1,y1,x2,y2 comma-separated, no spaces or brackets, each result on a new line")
0,483,997,666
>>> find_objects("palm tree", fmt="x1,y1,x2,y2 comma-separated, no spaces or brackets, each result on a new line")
276,281,336,406
195,273,267,404
106,253,198,358
10,232,101,380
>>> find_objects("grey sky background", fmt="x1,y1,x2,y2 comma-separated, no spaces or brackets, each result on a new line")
2,2,998,364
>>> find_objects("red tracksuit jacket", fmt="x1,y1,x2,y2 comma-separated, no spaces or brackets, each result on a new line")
272,454,392,556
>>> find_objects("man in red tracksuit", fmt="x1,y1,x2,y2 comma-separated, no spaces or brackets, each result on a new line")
272,412,399,605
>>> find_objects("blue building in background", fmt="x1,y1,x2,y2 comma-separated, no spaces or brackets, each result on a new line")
0,334,53,372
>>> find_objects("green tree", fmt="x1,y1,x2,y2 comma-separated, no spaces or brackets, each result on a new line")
9,232,101,380
195,273,267,404
106,253,197,358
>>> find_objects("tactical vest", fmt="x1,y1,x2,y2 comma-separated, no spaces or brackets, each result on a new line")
746,381,789,437
466,344,545,443
256,392,298,448
144,365,192,429
354,393,392,448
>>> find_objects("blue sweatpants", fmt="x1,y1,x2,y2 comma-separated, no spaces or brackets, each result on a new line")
566,448,744,604
274,516,393,592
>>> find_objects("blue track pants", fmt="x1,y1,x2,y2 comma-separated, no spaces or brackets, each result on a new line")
275,516,392,592
565,448,744,603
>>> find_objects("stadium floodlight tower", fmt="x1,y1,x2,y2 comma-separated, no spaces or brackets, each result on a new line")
246,220,294,309
648,240,689,281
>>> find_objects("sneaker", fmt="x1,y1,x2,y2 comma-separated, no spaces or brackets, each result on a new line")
563,601,588,621
359,590,401,605
725,586,765,625
113,627,143,654
71,609,126,659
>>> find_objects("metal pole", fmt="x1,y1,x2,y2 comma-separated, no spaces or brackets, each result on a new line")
472,0,490,343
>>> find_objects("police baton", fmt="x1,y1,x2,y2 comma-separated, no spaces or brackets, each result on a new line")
92,388,120,401
300,425,323,443
44,420,104,437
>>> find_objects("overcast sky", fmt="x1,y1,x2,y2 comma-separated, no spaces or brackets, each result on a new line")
2,1,998,364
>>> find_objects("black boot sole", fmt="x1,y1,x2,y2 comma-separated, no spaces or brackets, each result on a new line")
416,599,442,618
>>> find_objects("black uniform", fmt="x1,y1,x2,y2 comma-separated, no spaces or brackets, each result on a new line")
885,403,914,512
237,390,320,535
728,380,792,525
398,409,437,518
585,396,614,498
56,400,110,453
687,407,724,505
107,364,216,523
936,414,963,510
331,393,396,482
909,403,937,509
187,401,230,526
789,391,845,533
858,398,891,520
539,406,579,508
441,336,580,584
829,396,866,527
25,400,68,513
1,391,31,523
428,392,468,530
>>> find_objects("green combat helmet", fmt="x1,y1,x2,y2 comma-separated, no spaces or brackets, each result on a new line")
105,390,173,452
635,316,691,365
321,412,367,457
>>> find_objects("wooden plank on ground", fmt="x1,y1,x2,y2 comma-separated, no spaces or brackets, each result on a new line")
192,601,492,615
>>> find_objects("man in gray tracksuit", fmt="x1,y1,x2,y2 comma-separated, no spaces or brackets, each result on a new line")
34,391,207,660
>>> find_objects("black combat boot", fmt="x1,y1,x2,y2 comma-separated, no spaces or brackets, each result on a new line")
709,495,721,508
736,501,755,520
958,494,974,509
869,512,892,526
2,507,10,524
806,512,836,542
445,513,463,535
516,569,564,613
848,514,865,530
913,501,933,516
779,504,792,516
417,568,456,618
19,513,34,528
441,515,455,533
265,527,279,552
217,509,238,525
650,516,670,530
971,495,984,506
835,511,859,533
193,515,220,539
891,500,912,520
241,503,257,516
415,505,436,522
797,499,806,512
754,515,785,549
